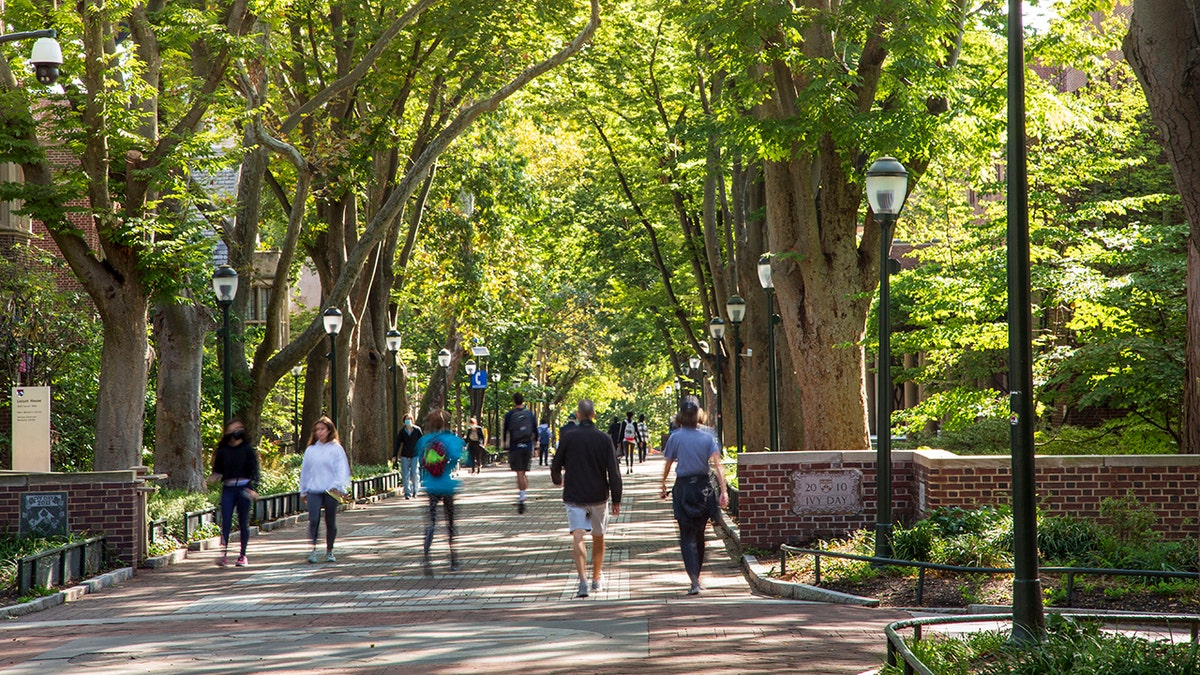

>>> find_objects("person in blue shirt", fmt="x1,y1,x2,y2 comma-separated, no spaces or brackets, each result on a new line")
416,408,464,575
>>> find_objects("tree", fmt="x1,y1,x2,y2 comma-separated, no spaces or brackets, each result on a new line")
1125,0,1200,453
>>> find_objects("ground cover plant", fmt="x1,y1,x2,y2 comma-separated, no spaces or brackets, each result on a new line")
0,532,95,604
774,498,1199,612
880,614,1200,675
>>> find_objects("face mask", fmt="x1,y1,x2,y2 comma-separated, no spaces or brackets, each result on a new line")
404,420,412,427
231,429,246,440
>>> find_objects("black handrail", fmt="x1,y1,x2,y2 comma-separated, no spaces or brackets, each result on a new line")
779,545,1199,607
884,612,1200,675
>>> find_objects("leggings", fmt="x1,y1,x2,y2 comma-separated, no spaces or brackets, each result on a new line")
424,494,457,564
677,515,709,582
307,492,339,551
220,485,252,556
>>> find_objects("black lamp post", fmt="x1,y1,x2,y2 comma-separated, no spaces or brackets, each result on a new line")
675,376,683,407
726,295,746,456
437,348,451,412
211,265,238,424
291,364,303,450
689,354,703,408
386,329,402,458
709,318,726,447
758,255,780,452
1007,0,1044,644
866,156,908,561
323,308,343,427
491,371,502,451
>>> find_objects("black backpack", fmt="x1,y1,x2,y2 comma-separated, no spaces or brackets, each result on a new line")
510,408,535,443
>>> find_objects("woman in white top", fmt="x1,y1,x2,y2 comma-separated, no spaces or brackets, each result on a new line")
299,416,351,563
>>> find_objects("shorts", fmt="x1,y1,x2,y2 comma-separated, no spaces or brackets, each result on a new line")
565,502,610,535
508,442,533,471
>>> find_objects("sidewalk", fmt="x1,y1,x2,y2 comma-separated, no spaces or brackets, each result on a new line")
0,456,911,674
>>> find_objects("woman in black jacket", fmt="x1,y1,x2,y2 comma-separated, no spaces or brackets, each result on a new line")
209,420,261,567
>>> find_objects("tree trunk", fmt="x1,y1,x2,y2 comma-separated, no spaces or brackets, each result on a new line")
1125,0,1200,454
94,288,151,470
764,156,873,451
152,300,208,490
351,291,390,465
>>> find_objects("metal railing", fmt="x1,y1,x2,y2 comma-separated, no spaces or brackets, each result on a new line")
251,490,303,523
780,545,1200,607
147,518,168,545
15,536,107,597
884,612,1200,675
350,471,401,500
182,506,219,543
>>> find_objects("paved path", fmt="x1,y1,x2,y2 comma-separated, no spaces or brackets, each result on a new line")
0,456,911,674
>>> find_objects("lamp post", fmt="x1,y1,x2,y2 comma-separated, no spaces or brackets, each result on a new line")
726,295,746,456
689,354,702,408
322,308,343,427
709,318,726,447
1007,0,1044,644
865,156,908,561
291,364,303,451
386,329,402,457
758,255,779,452
211,265,238,424
675,376,683,407
491,371,502,451
437,348,451,413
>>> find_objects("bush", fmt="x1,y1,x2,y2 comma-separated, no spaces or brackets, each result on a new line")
933,417,1011,455
1037,514,1107,564
892,520,939,562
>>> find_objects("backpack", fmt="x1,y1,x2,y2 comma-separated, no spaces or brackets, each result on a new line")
623,420,637,442
421,438,450,477
509,408,535,442
538,424,551,447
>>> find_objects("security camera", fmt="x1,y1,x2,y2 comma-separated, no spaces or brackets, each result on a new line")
30,35,62,86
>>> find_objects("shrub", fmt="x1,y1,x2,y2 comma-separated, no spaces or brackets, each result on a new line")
1037,514,1106,564
933,417,1011,455
892,520,938,562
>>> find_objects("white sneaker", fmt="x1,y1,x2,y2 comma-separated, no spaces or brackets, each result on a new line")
307,550,319,564
591,576,604,592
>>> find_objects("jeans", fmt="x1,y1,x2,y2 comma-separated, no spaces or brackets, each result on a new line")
307,492,339,551
220,485,251,556
401,456,419,497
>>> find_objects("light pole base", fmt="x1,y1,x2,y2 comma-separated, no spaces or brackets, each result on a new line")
872,522,893,564
1010,578,1045,645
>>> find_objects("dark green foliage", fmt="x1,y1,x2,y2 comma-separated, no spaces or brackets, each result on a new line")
885,614,1200,675
1037,514,1106,564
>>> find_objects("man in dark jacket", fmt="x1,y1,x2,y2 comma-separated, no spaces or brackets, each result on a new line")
393,414,423,499
551,399,622,598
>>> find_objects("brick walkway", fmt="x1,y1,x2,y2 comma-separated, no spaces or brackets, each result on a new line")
0,457,911,674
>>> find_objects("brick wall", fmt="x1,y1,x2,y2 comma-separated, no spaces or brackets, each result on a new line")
0,470,147,567
738,450,1200,549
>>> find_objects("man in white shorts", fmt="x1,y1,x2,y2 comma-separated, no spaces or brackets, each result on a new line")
550,398,622,598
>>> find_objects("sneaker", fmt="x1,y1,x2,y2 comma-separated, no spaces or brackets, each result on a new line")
591,576,604,592
449,563,462,572
517,501,526,514
325,552,337,563
216,555,228,567
235,555,248,567
688,583,702,596
307,550,319,564
576,580,589,598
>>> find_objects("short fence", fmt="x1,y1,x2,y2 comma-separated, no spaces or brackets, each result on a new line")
153,471,401,548
15,536,107,596
780,545,1200,608
885,613,1200,675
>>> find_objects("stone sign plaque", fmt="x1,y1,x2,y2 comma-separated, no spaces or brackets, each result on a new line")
20,491,68,537
791,469,863,515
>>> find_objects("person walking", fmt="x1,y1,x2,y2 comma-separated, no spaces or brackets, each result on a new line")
607,417,622,454
551,399,622,598
558,412,578,441
393,414,422,499
636,414,649,463
299,416,351,563
537,418,553,466
417,409,464,574
464,417,488,474
208,420,260,567
620,411,638,474
659,397,728,595
503,393,538,513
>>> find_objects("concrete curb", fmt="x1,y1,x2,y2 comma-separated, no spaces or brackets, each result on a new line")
1,567,135,618
714,506,879,606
